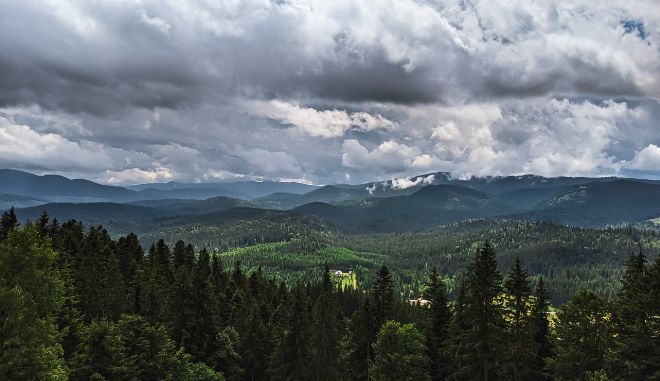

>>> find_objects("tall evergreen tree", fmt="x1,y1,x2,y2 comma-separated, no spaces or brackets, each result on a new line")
188,248,217,364
531,277,552,380
501,258,536,381
449,241,504,381
0,206,18,241
607,252,660,380
0,227,67,380
311,266,341,381
547,291,613,381
341,297,376,380
374,265,394,328
372,321,431,381
426,268,451,381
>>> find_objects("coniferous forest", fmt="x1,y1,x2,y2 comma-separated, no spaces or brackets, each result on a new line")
2,208,659,381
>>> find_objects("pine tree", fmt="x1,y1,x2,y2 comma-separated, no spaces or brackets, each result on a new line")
0,206,19,241
341,297,376,380
371,321,431,381
77,227,127,320
547,291,613,381
502,258,536,381
143,240,173,323
116,233,143,314
311,266,341,381
426,268,451,381
70,318,129,381
0,227,67,380
449,241,504,381
242,303,270,381
607,251,660,380
531,277,552,380
374,265,394,328
189,248,218,364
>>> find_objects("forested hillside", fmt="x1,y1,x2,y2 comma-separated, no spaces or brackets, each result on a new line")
1,210,658,380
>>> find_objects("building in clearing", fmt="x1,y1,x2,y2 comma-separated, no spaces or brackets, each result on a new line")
409,298,430,307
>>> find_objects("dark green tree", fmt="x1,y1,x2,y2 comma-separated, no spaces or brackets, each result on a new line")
501,258,536,381
607,252,660,380
0,206,18,241
374,265,394,328
449,241,504,381
426,268,451,381
311,266,341,381
371,321,431,381
531,277,552,380
547,291,613,381
340,297,376,380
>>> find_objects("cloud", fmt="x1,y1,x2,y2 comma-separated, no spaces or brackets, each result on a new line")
248,100,395,138
104,167,174,185
391,174,436,190
137,9,171,35
627,144,660,170
342,139,420,173
0,116,114,171
0,1,659,184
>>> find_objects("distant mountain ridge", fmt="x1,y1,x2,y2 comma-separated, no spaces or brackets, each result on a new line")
6,168,660,232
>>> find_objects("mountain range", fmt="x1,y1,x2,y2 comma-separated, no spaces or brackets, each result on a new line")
4,168,660,233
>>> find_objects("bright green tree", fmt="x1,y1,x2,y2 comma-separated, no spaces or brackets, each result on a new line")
0,227,67,380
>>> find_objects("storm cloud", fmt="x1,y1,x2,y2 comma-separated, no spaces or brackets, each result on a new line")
0,0,659,184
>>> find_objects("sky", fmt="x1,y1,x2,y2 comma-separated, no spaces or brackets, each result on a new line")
0,0,659,185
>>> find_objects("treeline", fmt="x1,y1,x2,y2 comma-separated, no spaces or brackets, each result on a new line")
342,220,660,304
1,209,659,380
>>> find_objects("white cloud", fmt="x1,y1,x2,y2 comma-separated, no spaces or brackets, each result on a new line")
104,167,174,185
137,9,171,35
627,144,660,170
391,174,436,190
342,139,435,173
0,116,112,170
248,100,395,138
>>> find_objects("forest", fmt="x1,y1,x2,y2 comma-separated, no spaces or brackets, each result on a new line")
1,208,659,381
